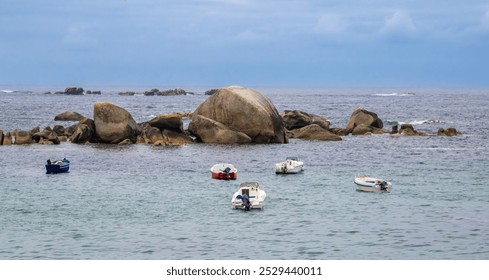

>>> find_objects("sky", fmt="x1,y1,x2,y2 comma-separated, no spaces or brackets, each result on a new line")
1,0,489,88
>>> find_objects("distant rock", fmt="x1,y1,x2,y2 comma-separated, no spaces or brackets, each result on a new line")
437,127,460,136
54,111,85,121
93,102,141,144
143,88,191,96
205,89,219,95
118,91,136,96
86,90,101,95
65,87,84,95
189,86,287,144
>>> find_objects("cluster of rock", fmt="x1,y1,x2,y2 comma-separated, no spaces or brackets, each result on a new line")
118,88,193,96
43,87,101,95
1,86,461,146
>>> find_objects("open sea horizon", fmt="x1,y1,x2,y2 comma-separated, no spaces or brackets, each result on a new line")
1,87,488,259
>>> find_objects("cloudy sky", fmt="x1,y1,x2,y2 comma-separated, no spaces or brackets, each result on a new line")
1,0,489,87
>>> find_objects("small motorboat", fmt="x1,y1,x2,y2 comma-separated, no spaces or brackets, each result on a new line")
210,163,237,180
275,156,304,174
231,182,266,210
45,158,70,174
354,176,391,193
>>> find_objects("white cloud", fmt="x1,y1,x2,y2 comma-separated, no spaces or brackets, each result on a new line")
380,10,417,36
315,14,348,35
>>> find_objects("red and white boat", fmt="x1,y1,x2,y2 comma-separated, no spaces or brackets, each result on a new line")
210,163,237,180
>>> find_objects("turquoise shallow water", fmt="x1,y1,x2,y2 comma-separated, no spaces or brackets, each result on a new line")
1,88,488,259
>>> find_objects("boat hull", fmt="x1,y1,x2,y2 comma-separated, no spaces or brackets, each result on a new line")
275,160,304,174
45,159,70,174
210,163,237,180
354,176,392,193
211,171,237,180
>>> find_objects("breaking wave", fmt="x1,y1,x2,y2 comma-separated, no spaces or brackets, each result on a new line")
375,92,416,97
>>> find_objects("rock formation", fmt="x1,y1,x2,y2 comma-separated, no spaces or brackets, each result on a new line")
346,108,383,134
189,86,287,144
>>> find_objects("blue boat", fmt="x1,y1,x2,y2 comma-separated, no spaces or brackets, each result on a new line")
45,158,70,174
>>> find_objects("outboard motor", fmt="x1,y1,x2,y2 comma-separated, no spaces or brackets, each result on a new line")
241,194,251,211
224,167,231,178
380,181,388,191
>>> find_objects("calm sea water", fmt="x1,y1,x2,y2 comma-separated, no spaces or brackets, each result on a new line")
1,87,488,260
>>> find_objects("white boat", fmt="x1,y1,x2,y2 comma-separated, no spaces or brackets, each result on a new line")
210,163,237,180
275,156,304,174
231,182,266,210
354,176,392,193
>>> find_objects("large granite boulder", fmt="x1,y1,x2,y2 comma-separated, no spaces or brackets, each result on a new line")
14,130,33,144
70,118,96,143
55,111,85,121
290,124,342,141
94,102,141,144
281,110,330,130
189,86,287,144
346,108,383,133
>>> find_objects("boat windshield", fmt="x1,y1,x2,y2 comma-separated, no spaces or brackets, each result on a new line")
286,156,298,161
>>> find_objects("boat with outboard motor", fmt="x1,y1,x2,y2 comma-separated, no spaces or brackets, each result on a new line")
354,176,392,193
45,158,70,174
231,182,266,210
275,156,304,174
210,163,237,180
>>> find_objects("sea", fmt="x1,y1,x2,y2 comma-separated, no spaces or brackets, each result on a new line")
0,87,488,260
